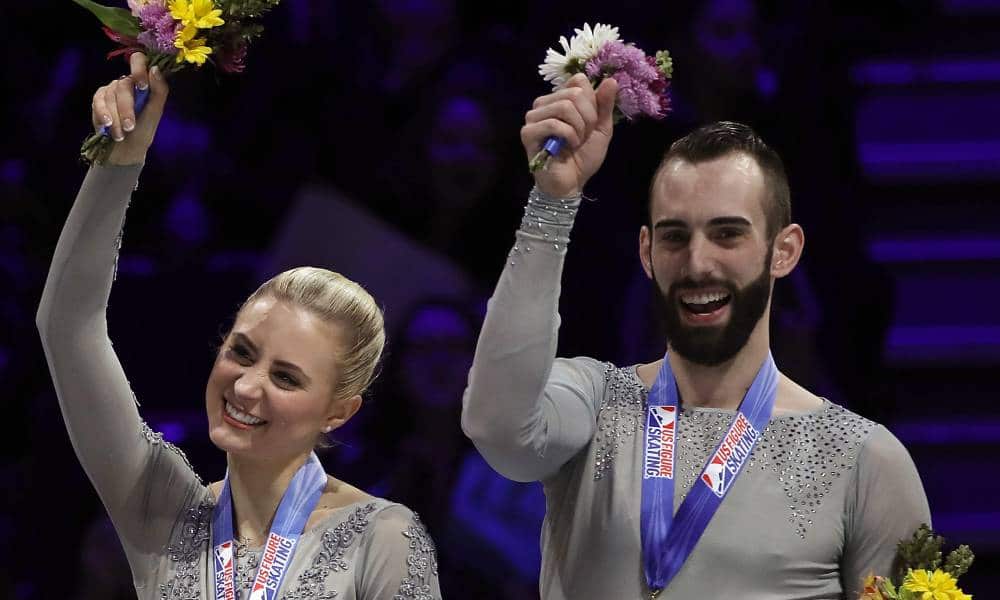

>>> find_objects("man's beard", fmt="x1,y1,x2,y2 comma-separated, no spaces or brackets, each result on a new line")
651,250,773,367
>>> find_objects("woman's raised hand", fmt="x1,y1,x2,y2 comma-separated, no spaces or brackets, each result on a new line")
91,52,169,166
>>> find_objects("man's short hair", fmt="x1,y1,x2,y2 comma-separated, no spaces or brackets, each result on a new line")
649,121,791,240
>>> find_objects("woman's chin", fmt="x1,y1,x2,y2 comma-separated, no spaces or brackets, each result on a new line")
207,423,251,453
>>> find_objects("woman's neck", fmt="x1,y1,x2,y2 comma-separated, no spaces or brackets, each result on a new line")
226,451,312,545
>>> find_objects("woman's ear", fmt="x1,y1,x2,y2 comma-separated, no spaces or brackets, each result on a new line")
325,394,362,432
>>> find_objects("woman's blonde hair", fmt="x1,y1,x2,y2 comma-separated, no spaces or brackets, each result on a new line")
241,267,385,402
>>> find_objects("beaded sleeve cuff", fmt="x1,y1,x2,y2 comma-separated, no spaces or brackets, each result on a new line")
515,186,581,251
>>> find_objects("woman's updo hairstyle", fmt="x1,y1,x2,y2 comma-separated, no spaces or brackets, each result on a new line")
241,267,385,402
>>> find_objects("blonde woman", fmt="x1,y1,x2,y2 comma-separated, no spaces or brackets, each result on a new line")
37,53,441,600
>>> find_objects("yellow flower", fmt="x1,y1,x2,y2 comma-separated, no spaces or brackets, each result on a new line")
168,0,224,29
902,569,972,600
174,25,213,65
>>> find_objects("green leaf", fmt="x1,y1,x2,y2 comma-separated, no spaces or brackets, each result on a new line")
943,545,975,579
72,0,141,38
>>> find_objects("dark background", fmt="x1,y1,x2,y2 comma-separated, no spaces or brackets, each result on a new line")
2,0,998,597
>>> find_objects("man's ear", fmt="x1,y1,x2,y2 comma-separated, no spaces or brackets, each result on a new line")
639,226,654,279
770,224,804,278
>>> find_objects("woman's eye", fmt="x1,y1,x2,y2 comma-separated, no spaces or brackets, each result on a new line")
229,344,252,362
274,372,299,387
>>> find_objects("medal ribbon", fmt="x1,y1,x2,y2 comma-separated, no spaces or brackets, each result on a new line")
212,452,327,600
641,353,777,595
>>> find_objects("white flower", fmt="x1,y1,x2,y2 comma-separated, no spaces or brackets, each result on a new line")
570,23,620,58
538,22,620,90
127,0,165,17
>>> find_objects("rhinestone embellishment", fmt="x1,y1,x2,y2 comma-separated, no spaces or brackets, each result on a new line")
591,364,876,536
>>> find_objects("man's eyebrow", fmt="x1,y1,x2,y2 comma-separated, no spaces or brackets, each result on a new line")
653,219,688,230
652,216,753,229
708,217,753,228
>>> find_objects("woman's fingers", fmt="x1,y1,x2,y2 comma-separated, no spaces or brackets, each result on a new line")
102,81,124,141
129,52,150,91
91,84,113,133
114,77,137,135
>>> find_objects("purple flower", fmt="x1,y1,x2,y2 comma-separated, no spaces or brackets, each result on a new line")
585,41,667,120
136,3,180,54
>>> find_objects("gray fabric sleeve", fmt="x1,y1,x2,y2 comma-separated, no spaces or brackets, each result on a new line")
461,187,605,483
36,165,206,584
841,424,931,596
357,505,442,599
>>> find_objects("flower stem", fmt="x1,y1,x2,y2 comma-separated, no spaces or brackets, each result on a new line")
80,132,113,165
528,149,551,172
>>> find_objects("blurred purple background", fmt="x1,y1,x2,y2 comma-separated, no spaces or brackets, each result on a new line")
2,0,998,597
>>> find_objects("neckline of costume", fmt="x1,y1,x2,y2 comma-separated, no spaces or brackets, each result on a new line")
628,364,830,418
207,489,382,551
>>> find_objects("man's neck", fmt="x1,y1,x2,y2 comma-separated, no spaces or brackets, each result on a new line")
637,319,772,411
226,451,312,545
668,333,770,411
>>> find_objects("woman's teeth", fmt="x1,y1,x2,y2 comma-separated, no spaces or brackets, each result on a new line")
224,400,265,426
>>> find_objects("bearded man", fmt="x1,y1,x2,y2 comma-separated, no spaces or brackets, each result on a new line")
461,74,930,599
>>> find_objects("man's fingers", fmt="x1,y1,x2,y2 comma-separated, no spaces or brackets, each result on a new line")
129,52,150,90
520,119,582,154
564,72,592,91
525,100,587,144
533,81,597,124
595,77,619,132
533,83,596,108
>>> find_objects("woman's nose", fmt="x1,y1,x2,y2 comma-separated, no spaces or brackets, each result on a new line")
233,370,265,401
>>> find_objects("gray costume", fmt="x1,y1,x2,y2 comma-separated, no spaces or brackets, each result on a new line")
462,188,930,600
37,165,441,600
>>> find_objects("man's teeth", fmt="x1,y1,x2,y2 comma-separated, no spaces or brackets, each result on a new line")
225,401,265,426
681,292,729,305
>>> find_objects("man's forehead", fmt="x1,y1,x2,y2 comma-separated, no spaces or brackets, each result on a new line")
651,153,767,224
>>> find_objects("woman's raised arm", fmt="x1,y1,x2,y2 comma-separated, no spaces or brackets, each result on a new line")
36,53,204,577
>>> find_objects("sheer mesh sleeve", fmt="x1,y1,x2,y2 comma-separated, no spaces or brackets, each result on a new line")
841,425,931,596
36,165,206,586
462,187,605,482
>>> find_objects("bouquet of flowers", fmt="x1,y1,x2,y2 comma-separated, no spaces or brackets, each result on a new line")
860,524,975,600
529,23,673,172
74,0,282,164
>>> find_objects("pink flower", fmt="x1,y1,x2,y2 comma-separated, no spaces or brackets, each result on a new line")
585,41,668,120
136,3,180,54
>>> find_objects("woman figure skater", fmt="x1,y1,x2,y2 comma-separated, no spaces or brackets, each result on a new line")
36,53,441,600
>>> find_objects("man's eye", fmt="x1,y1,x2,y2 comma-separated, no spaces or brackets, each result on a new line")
715,228,743,240
660,231,687,243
